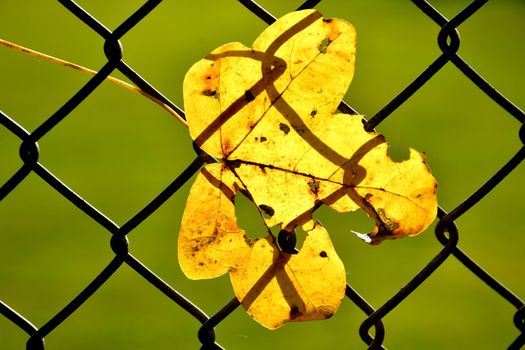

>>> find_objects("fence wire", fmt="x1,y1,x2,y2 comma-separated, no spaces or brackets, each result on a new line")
0,0,524,349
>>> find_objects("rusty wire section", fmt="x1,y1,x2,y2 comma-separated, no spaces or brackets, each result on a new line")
0,0,524,349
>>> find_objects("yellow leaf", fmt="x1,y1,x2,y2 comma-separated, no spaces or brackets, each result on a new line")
230,221,345,329
178,9,438,328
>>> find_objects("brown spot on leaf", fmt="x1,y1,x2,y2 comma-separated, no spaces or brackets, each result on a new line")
319,251,328,258
258,204,275,217
260,136,267,142
279,123,291,135
310,109,317,117
202,89,217,97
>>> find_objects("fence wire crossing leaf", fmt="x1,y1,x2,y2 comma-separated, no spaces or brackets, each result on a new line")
0,0,523,349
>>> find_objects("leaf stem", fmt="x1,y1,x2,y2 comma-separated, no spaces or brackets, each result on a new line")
0,38,187,127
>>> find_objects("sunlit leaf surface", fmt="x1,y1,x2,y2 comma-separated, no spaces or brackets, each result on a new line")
179,9,437,329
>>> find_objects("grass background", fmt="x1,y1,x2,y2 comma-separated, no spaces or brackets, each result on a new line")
0,0,524,349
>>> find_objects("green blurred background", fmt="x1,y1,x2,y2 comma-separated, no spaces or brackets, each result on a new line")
0,0,523,349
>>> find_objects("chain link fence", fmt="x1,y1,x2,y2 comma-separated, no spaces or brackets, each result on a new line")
1,0,524,349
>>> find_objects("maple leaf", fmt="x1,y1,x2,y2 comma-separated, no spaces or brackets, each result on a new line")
179,9,437,329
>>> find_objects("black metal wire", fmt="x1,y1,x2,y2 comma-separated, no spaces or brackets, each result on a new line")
198,298,241,349
345,285,386,349
26,257,124,350
119,156,206,236
0,0,523,349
